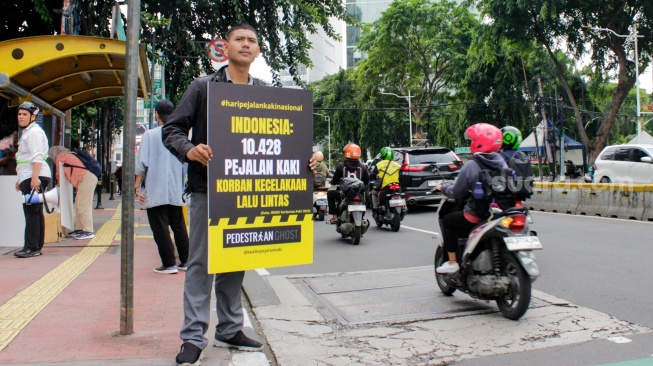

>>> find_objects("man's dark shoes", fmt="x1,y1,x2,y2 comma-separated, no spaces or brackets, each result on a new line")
15,249,42,258
176,342,203,366
213,330,263,351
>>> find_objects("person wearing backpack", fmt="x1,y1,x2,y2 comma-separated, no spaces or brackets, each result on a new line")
48,146,98,240
500,126,534,200
14,102,51,258
311,151,329,188
326,143,369,224
434,123,508,274
370,146,401,219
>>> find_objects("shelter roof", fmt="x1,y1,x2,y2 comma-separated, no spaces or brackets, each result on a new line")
0,35,150,116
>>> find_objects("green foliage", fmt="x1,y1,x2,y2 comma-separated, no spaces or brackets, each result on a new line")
474,0,653,164
140,0,351,101
0,0,60,40
531,164,550,178
355,0,478,137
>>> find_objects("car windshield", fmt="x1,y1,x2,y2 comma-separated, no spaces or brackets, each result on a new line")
407,151,455,165
646,148,653,157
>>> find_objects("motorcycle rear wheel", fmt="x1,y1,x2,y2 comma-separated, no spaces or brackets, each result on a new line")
434,247,455,296
496,252,531,320
350,225,361,245
391,212,401,232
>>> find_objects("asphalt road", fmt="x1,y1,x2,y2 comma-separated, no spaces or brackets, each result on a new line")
250,204,653,365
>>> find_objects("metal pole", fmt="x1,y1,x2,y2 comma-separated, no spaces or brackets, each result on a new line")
560,128,565,181
120,0,140,336
326,116,331,169
148,33,156,129
634,27,641,143
407,90,412,147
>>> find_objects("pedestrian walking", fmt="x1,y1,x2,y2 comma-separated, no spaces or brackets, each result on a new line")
135,99,189,275
14,102,51,258
163,23,265,366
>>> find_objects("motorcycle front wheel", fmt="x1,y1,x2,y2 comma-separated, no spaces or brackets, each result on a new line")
434,247,455,296
496,252,532,320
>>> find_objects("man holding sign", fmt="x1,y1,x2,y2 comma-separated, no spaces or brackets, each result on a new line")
163,24,266,365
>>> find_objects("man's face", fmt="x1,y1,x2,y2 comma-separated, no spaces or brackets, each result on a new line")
224,28,260,66
17,109,33,128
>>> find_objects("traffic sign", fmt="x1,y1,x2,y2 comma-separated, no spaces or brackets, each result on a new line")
208,38,228,63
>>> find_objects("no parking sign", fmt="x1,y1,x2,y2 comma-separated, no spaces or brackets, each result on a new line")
208,38,228,63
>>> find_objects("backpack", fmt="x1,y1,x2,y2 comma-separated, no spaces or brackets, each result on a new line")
64,150,102,178
473,156,517,216
502,151,534,200
313,171,326,189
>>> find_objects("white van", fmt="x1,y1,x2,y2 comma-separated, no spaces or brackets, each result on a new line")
593,144,653,183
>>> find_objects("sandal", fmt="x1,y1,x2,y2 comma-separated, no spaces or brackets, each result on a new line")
326,218,338,225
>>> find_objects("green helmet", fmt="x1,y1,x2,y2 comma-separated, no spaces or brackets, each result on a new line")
380,146,393,160
500,126,522,150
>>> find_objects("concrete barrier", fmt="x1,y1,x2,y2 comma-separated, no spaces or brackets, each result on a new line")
529,182,653,221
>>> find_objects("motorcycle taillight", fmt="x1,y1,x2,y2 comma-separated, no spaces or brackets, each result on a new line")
509,215,527,233
389,183,401,190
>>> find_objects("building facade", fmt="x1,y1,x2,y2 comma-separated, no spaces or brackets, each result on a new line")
346,0,393,68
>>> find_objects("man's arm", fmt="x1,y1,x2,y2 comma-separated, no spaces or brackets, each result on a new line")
162,79,202,162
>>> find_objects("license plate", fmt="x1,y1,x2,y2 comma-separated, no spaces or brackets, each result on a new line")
427,180,442,187
389,198,406,207
504,236,543,251
348,204,366,212
316,199,327,206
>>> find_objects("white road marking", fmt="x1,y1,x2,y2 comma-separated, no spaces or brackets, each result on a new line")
401,225,439,236
607,336,632,343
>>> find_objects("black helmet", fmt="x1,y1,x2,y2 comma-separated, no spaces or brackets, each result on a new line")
18,101,39,115
500,126,522,150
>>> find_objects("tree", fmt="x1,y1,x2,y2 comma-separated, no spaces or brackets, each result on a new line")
140,0,351,101
475,0,653,163
311,69,366,158
355,0,478,141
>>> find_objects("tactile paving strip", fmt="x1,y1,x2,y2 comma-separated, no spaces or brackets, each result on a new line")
0,204,122,351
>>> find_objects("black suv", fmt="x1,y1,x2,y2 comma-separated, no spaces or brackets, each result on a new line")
370,146,463,206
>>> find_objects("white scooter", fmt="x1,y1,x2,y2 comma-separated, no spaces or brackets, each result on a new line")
313,182,329,221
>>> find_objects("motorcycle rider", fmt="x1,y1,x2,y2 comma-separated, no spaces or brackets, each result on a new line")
499,126,522,163
327,143,369,224
311,151,329,182
370,146,401,219
434,123,507,274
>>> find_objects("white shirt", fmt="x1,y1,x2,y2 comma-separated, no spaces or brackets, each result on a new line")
16,122,52,182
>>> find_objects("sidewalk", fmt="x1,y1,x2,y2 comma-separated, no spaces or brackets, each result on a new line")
0,193,270,366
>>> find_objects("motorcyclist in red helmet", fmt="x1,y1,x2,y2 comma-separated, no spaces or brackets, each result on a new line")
434,123,508,274
327,143,369,224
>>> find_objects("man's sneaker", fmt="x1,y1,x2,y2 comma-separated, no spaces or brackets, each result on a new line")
15,249,42,258
213,330,262,351
178,263,187,271
175,342,203,366
66,230,82,237
436,261,460,274
154,266,178,274
74,231,95,240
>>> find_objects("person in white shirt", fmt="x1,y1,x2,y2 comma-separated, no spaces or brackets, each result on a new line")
14,102,52,258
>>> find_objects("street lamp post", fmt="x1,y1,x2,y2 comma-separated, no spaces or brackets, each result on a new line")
313,113,331,169
379,90,413,147
584,25,644,142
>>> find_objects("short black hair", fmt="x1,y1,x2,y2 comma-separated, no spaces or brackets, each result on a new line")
226,23,258,40
155,99,175,123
